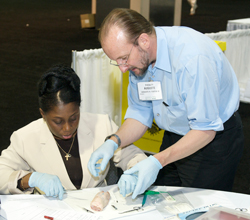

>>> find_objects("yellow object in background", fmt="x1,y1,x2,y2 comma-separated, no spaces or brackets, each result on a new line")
214,40,226,51
121,71,164,154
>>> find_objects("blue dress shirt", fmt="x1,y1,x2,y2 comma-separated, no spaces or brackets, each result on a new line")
125,26,240,135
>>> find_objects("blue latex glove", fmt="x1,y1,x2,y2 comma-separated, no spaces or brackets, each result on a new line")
87,139,118,177
124,155,162,199
28,172,65,200
118,173,138,197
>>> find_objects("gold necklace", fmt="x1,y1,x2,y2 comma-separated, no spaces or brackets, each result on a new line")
56,134,76,161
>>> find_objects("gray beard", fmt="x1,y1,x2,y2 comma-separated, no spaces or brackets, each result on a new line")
130,46,150,77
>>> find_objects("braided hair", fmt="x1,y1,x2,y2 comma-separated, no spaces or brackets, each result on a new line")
38,64,81,113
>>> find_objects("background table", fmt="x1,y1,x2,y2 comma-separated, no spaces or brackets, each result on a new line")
227,18,250,31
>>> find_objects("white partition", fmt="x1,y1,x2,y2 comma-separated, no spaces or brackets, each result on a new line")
205,29,250,103
72,49,122,126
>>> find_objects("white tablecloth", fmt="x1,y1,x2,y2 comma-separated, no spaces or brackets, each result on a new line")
227,18,250,31
1,185,250,220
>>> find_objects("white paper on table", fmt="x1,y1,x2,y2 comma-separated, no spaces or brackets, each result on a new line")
177,187,236,209
0,194,100,220
64,185,164,220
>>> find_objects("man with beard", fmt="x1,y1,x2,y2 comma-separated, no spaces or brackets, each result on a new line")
87,8,244,199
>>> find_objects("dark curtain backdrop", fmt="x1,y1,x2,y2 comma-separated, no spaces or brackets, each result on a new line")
0,0,249,194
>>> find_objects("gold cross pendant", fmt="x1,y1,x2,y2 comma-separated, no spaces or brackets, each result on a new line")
65,154,71,161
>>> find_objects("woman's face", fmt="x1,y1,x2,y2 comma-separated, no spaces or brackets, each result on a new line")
40,102,80,140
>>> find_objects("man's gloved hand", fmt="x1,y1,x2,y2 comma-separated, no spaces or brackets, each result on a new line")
124,155,162,199
118,173,138,197
28,172,65,200
87,139,118,177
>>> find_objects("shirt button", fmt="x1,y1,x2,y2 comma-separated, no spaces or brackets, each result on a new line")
152,75,155,78
157,113,160,116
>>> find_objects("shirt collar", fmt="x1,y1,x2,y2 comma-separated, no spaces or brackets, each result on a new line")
149,27,171,73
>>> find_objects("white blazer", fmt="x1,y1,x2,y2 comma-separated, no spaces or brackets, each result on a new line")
0,112,147,194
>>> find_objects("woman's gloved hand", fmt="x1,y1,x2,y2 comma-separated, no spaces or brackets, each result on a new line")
28,172,65,200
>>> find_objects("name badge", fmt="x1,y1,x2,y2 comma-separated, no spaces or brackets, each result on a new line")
137,81,163,101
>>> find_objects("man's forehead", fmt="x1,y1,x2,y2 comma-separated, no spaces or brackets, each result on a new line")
102,27,131,60
105,26,128,43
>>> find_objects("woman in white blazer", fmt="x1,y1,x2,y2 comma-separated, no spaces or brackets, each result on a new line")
0,64,147,199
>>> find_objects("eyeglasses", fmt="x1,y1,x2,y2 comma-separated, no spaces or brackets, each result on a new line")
110,37,138,67
110,44,135,67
